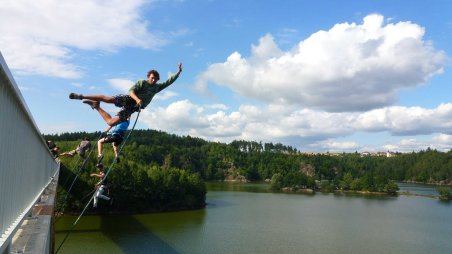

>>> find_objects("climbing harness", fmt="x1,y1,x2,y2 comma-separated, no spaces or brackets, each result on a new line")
55,109,141,254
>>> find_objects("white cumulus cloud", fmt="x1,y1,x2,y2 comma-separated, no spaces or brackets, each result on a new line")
107,79,135,92
195,14,445,112
139,100,452,152
0,0,165,78
155,91,178,101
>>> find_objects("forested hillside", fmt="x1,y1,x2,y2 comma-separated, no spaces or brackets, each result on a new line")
47,129,452,212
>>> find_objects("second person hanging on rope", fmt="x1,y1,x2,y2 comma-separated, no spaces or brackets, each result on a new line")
57,137,91,158
90,163,112,208
69,63,183,127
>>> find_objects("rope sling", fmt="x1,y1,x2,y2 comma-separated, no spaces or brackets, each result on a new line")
55,109,141,254
55,131,105,219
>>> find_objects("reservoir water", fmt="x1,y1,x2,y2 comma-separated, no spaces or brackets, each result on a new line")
55,182,452,254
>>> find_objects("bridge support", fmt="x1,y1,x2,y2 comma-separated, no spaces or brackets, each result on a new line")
9,173,59,254
0,52,60,253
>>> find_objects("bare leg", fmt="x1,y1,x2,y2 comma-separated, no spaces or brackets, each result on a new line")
94,106,122,126
81,94,115,103
58,152,74,158
58,153,74,157
98,138,105,156
112,143,119,158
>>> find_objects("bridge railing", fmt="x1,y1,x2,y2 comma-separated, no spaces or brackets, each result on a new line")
0,52,60,253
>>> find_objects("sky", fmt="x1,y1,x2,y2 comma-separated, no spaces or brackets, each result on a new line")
1,0,452,153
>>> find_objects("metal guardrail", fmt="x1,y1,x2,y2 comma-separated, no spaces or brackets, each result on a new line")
0,52,60,253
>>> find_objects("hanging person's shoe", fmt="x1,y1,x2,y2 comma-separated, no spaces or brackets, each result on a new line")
69,93,83,100
83,100,100,109
97,154,104,163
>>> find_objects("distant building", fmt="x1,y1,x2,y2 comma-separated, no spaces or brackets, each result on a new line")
360,151,395,157
299,151,397,157
361,151,371,157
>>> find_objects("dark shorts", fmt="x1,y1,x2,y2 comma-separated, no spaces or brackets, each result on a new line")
103,134,124,146
76,148,89,157
113,95,139,121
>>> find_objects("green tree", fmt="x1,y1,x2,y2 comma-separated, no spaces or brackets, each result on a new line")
340,172,353,190
383,180,399,194
436,186,452,200
270,173,283,190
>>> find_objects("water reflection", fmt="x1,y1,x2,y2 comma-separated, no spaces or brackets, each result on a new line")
100,215,180,254
332,191,397,201
55,182,451,254
398,182,443,196
206,181,271,193
56,209,206,253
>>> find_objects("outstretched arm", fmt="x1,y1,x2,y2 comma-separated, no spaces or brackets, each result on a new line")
155,63,183,92
90,173,102,178
91,173,105,186
177,63,182,75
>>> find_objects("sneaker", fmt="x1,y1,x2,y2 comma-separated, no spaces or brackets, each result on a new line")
97,154,104,163
69,93,83,100
83,100,100,109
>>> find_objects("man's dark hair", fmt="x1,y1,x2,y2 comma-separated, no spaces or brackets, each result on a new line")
83,137,89,141
147,69,160,80
47,140,56,149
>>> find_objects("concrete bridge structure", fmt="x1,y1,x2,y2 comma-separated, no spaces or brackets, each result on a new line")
0,52,60,254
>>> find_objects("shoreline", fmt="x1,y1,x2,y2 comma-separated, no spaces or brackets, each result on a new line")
402,180,452,186
279,186,449,200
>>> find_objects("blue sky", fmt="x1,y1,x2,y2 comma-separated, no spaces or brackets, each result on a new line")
1,0,452,153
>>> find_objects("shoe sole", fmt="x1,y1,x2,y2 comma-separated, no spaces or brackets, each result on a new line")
69,93,82,100
83,100,99,109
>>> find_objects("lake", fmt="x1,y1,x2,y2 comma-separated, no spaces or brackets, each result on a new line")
55,182,452,254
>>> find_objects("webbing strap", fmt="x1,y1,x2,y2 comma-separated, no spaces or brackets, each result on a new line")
55,131,104,218
55,109,141,254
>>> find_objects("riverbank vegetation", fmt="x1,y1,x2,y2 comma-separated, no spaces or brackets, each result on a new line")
57,161,206,214
46,129,452,212
436,186,452,200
